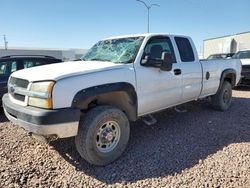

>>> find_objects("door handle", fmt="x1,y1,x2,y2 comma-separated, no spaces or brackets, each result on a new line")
174,69,182,75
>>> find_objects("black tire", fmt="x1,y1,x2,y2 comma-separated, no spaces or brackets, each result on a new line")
75,105,130,166
211,81,232,111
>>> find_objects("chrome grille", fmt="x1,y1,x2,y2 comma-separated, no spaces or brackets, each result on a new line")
9,77,29,89
8,77,29,102
242,65,250,73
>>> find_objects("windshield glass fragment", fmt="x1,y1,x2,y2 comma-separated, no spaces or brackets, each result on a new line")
81,37,144,64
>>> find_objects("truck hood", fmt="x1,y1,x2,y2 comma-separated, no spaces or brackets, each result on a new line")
11,60,125,82
240,59,250,66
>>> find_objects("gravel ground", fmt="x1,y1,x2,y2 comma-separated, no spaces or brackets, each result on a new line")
0,88,250,188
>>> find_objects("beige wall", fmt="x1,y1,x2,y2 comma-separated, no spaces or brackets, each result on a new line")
203,32,250,58
235,33,250,51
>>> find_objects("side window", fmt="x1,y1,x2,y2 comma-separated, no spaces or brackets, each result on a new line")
23,59,48,69
11,61,17,72
0,61,17,75
175,37,195,62
23,60,34,68
143,37,176,62
0,62,7,75
33,60,47,66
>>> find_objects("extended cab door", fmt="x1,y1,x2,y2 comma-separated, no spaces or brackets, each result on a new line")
135,36,182,116
173,37,203,102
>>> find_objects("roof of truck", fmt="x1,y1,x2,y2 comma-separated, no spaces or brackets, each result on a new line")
104,33,188,40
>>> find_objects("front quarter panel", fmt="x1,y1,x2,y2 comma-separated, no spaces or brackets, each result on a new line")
52,64,136,109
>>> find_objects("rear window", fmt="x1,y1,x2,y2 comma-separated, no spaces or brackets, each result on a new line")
175,37,195,62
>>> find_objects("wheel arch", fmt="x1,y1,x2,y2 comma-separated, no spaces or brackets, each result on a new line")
218,69,236,90
71,82,138,121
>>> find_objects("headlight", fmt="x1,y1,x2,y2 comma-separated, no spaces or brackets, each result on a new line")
28,81,55,109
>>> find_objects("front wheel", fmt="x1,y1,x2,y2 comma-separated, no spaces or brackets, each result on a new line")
75,105,130,166
211,81,232,111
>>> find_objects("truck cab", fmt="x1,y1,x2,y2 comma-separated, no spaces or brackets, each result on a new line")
135,34,203,115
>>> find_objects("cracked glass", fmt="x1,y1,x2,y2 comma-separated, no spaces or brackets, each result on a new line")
81,37,144,64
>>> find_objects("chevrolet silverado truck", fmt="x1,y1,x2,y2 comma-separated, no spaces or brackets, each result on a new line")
3,33,241,165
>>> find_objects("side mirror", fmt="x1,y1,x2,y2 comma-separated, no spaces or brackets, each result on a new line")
141,52,173,71
141,55,162,68
160,52,173,71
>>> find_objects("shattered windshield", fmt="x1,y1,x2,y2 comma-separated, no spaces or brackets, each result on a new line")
81,37,144,64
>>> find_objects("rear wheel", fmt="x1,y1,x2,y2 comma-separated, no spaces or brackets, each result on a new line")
211,81,232,111
75,105,130,166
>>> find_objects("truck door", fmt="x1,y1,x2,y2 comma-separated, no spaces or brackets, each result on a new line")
135,36,182,116
174,37,202,102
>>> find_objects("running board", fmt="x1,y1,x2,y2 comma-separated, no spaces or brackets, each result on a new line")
142,114,157,126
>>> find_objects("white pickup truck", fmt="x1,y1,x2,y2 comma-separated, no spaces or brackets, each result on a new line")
3,33,241,165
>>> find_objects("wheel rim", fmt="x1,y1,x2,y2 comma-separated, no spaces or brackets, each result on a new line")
96,121,121,153
223,89,231,104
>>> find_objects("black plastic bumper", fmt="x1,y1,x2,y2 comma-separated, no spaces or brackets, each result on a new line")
2,94,80,138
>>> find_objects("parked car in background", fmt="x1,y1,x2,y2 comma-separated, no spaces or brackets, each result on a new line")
232,50,250,85
0,55,62,105
207,53,235,60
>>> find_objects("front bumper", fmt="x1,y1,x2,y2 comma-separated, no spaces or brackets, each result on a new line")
3,94,80,138
240,65,250,85
240,73,250,85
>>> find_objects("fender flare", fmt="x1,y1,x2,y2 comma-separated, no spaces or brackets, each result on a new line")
218,69,236,91
71,82,138,121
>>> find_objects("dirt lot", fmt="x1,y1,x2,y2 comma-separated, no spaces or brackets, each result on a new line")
0,88,250,188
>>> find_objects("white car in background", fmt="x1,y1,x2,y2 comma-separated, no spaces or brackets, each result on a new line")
232,49,250,85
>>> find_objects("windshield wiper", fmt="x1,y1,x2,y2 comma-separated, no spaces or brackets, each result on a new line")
89,58,111,62
114,60,133,64
74,59,83,61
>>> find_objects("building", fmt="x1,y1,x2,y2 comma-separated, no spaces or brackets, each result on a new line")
0,47,87,61
203,31,250,59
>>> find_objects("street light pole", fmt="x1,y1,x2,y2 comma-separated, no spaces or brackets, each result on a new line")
147,6,150,33
3,35,8,50
136,0,160,33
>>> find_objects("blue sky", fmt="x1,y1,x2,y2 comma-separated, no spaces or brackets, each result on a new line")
0,0,249,54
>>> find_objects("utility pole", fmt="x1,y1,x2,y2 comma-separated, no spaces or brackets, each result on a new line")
3,35,8,50
136,0,160,33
